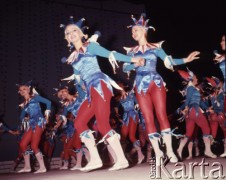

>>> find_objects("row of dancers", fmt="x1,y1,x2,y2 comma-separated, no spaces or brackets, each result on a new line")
0,13,225,173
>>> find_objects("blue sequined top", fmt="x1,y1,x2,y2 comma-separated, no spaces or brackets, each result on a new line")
68,42,132,103
119,91,138,126
123,43,184,95
19,95,51,131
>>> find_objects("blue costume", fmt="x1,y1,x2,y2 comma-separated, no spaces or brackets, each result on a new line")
118,91,138,126
19,95,51,131
67,42,132,103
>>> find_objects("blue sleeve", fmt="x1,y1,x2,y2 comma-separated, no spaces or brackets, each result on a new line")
88,42,132,63
34,95,51,110
123,63,136,72
155,48,184,65
19,109,27,121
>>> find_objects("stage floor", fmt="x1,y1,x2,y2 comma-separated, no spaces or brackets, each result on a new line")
0,157,225,180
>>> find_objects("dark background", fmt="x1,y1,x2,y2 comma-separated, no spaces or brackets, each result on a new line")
0,0,225,161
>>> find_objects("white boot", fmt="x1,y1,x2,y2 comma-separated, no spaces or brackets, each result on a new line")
70,149,83,170
106,131,129,171
161,128,178,163
220,138,226,157
34,152,47,173
203,136,217,158
194,140,200,156
146,144,152,163
107,144,117,165
148,133,164,166
80,130,103,172
186,141,193,159
59,160,68,170
177,137,188,159
17,154,31,173
133,140,145,164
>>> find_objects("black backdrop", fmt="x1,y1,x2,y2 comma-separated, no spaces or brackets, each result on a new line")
0,0,225,161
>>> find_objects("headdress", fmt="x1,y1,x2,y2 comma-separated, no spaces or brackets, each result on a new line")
127,13,155,31
60,16,89,51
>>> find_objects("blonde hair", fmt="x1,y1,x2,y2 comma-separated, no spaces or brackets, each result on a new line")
64,24,88,42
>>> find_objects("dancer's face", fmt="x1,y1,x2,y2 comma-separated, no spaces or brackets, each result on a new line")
65,25,83,44
18,85,30,97
57,89,69,100
220,35,225,50
131,26,146,41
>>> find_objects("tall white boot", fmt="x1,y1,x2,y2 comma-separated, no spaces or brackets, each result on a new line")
194,140,200,156
146,144,152,163
161,128,178,163
186,141,193,159
34,152,47,173
133,140,145,164
17,154,31,173
106,130,129,171
59,160,68,170
148,133,164,166
177,137,188,159
107,144,117,165
203,136,217,158
220,138,226,157
80,130,103,172
70,149,83,170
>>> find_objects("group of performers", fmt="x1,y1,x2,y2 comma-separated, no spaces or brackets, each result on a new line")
0,13,225,174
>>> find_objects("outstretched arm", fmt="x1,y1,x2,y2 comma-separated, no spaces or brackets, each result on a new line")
156,48,200,70
88,42,144,65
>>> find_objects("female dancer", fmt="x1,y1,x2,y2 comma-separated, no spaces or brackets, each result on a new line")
123,13,200,165
115,83,144,164
176,69,216,159
60,16,144,171
213,35,225,94
17,81,51,173
206,76,226,157
54,83,87,170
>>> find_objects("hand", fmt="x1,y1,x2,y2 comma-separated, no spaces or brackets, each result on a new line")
184,51,200,63
131,57,145,66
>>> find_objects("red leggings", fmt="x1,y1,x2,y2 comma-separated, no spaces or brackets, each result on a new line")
19,126,43,154
209,113,226,138
61,132,82,160
74,81,112,136
121,116,138,143
136,82,169,134
185,108,210,138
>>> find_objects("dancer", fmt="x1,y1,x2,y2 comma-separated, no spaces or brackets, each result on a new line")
206,76,226,157
54,84,87,170
176,69,216,159
17,81,51,173
213,35,225,93
123,13,200,165
115,83,144,164
60,16,144,171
